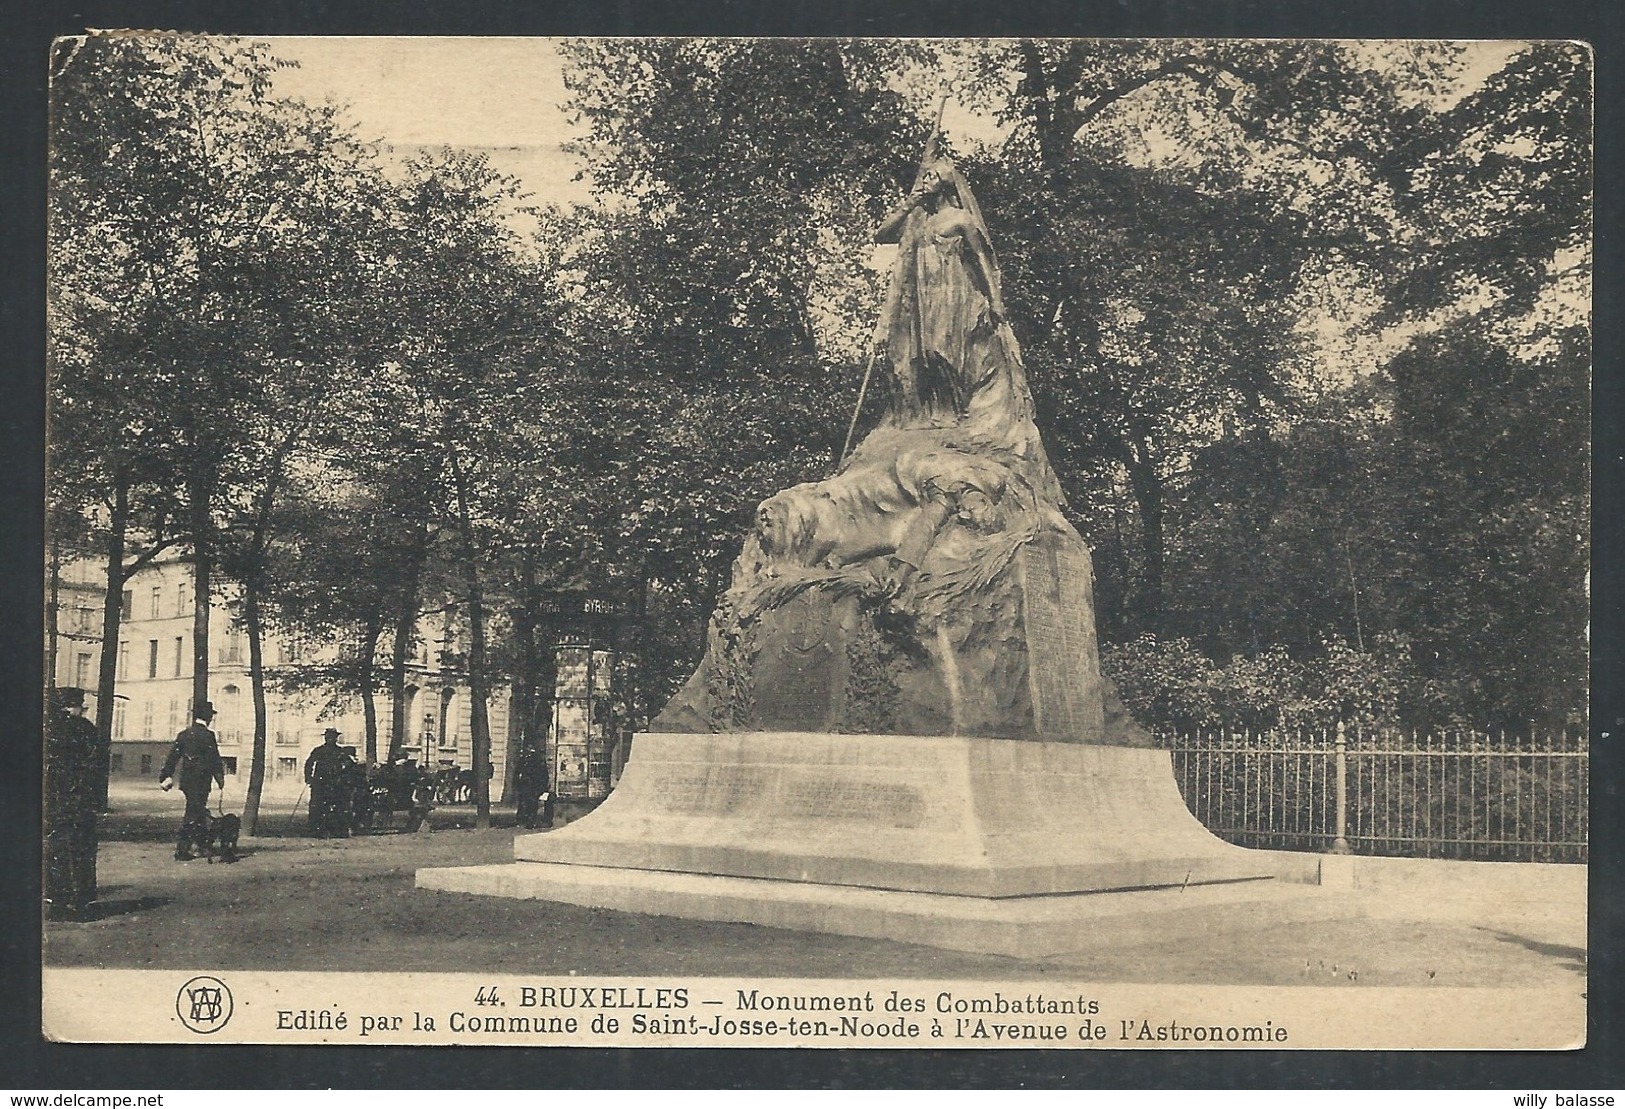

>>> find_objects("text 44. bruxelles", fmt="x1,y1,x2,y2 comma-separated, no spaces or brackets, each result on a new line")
500,986,1099,1015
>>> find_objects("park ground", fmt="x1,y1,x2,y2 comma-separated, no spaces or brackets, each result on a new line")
43,782,1587,988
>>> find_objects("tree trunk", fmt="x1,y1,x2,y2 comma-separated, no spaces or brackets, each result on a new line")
47,530,61,693
1017,43,1074,191
1123,447,1165,635
386,524,427,764
504,550,539,806
359,611,382,763
189,470,213,716
92,480,129,791
462,561,493,828
242,571,270,835
447,446,492,827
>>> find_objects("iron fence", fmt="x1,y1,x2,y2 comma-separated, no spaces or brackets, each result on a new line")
1158,724,1588,863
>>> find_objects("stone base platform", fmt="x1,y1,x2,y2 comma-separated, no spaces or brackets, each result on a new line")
414,732,1326,956
508,732,1275,897
416,862,1355,958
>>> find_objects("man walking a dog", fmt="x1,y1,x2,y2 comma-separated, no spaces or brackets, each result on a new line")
160,700,225,861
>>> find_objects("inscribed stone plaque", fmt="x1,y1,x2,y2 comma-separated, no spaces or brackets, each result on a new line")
652,767,766,814
750,592,849,731
778,778,926,826
1016,539,1105,742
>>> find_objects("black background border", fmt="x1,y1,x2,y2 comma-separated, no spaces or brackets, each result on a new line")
3,0,1619,1090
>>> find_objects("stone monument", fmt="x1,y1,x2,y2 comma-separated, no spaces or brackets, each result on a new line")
651,136,1133,747
418,123,1314,955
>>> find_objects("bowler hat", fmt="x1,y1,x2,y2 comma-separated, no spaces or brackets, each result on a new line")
194,700,216,719
323,727,341,739
51,687,85,710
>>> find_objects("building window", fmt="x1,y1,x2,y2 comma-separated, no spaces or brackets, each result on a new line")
147,640,159,679
275,715,299,747
110,752,124,773
150,586,162,619
277,756,297,779
219,684,241,745
120,590,133,620
117,642,128,680
140,754,153,776
439,688,457,748
177,581,189,617
173,636,185,677
141,700,153,735
112,700,126,739
221,756,238,776
221,625,244,664
167,698,179,734
73,652,92,689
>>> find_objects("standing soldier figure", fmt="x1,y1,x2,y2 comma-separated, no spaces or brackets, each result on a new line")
160,700,225,861
45,687,100,920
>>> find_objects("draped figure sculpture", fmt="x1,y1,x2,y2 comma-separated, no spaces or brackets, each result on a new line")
656,130,1139,745
870,152,1056,493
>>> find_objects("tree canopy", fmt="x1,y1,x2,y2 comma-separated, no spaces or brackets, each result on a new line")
48,36,1591,743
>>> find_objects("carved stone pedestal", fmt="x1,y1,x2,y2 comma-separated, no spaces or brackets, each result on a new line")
416,731,1310,957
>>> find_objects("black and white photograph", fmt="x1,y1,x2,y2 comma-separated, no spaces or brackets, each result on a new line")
40,34,1592,1051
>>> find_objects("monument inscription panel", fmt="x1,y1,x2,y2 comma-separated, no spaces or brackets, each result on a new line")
750,593,851,731
778,778,926,825
1018,541,1105,742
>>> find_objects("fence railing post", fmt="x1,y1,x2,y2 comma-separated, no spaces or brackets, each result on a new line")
1331,719,1352,855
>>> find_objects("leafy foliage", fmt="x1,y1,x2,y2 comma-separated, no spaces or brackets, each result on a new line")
48,37,1590,752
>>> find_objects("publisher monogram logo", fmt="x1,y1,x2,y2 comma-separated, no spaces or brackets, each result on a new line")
177,975,234,1034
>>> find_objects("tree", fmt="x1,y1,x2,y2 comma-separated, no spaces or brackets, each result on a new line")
51,34,406,828
985,154,1310,631
556,39,928,701
358,151,571,826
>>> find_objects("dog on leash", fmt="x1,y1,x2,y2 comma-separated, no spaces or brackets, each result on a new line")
200,812,241,863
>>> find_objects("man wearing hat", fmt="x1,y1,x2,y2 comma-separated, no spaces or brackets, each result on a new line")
160,700,225,861
45,687,100,918
303,728,355,838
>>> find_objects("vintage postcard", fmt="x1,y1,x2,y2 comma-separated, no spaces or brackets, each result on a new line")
42,35,1590,1050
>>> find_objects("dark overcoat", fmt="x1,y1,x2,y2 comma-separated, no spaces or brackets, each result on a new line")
161,723,224,793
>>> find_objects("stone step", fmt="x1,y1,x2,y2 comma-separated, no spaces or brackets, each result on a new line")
416,862,1361,958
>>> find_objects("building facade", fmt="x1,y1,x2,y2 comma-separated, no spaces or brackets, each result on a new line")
50,553,514,799
46,551,106,700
